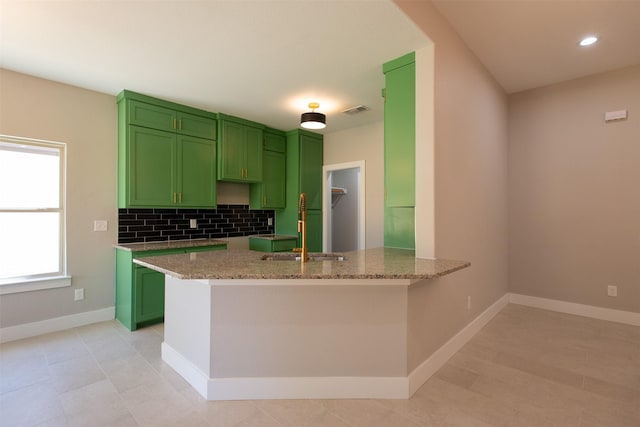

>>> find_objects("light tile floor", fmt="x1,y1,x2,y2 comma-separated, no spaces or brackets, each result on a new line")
1,304,638,426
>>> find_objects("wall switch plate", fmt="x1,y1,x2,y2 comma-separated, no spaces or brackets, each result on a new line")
74,288,84,301
607,285,618,297
604,110,628,122
190,219,197,229
93,220,108,232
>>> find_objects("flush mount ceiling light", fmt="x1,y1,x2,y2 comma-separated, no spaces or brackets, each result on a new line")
579,36,598,46
300,102,326,130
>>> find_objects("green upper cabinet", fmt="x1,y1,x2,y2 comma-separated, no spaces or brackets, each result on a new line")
117,90,217,208
126,127,216,207
383,52,416,250
127,98,216,140
217,114,264,183
275,129,323,252
177,135,217,207
250,129,286,209
127,126,176,207
383,52,415,208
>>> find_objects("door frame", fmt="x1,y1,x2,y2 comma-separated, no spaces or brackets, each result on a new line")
322,160,366,252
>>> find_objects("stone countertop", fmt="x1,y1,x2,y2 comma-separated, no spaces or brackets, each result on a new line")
248,234,298,241
114,238,228,253
133,247,470,281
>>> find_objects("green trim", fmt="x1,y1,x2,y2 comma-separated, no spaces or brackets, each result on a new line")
217,113,265,129
382,51,415,74
116,90,217,119
285,128,322,140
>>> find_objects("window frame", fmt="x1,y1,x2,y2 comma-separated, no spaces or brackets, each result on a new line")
0,135,71,294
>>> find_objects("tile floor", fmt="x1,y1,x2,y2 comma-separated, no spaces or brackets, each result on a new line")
1,304,639,426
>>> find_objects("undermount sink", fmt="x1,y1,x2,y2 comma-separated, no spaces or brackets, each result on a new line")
261,253,345,262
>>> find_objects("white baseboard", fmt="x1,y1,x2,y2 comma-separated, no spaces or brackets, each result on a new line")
162,342,409,400
509,293,640,326
0,306,115,343
407,293,510,397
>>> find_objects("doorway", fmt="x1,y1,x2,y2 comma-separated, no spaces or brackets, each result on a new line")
323,161,365,252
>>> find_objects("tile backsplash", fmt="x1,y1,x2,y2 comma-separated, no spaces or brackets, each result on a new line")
118,205,274,244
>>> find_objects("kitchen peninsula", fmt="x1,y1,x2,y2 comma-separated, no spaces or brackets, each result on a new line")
135,248,470,400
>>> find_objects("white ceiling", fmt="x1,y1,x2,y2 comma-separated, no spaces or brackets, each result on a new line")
0,0,430,133
2,1,640,133
432,0,640,94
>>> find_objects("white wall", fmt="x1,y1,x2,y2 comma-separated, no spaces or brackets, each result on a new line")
394,0,509,372
324,121,385,249
509,65,640,313
0,69,117,328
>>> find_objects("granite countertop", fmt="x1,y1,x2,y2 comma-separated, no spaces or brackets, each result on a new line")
133,247,470,281
249,234,298,241
114,238,228,252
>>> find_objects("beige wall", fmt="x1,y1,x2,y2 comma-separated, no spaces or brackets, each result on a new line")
0,69,118,327
394,0,509,372
324,121,385,249
509,65,640,313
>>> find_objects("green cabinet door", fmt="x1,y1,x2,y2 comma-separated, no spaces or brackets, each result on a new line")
177,111,217,139
177,135,216,207
299,134,323,210
250,130,286,209
245,126,263,182
384,55,415,208
127,100,175,133
128,126,176,206
305,210,323,252
217,117,264,183
218,120,245,181
261,150,286,208
134,266,165,323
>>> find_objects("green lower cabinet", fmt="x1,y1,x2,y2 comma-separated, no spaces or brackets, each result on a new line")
134,266,165,323
249,236,297,252
115,244,226,331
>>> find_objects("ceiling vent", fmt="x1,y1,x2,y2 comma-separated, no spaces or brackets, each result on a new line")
341,105,370,115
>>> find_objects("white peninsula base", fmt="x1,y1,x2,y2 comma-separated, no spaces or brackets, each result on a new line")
162,276,424,401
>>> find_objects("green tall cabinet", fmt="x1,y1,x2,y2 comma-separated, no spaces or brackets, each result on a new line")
275,129,323,252
117,91,217,208
250,128,286,209
383,52,416,249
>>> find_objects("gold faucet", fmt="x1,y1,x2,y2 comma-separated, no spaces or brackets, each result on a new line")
293,193,308,262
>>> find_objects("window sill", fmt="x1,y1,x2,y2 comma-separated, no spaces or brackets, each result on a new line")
0,276,72,295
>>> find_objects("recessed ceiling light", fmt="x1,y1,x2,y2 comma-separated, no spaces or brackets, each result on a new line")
579,36,598,46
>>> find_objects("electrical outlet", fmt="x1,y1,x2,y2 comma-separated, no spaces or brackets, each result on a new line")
607,285,617,297
467,296,471,310
190,219,197,229
74,288,84,301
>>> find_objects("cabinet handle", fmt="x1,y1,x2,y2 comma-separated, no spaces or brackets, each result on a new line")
179,192,182,203
173,192,177,203
263,196,267,206
173,118,177,129
178,119,182,130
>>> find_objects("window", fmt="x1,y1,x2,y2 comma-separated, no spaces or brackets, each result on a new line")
0,135,70,294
